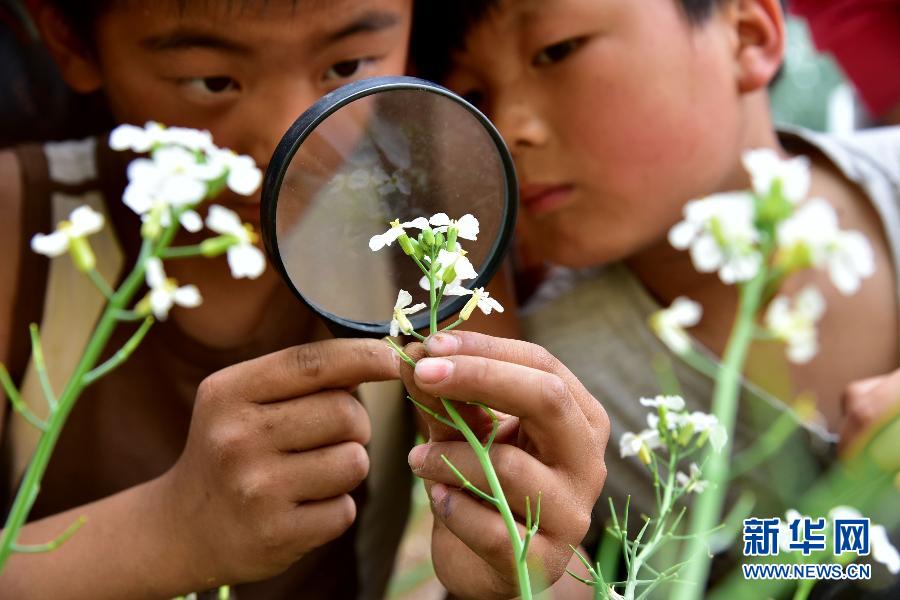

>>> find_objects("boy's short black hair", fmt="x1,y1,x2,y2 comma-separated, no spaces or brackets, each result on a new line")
411,0,727,82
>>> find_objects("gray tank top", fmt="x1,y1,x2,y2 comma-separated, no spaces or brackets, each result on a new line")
521,126,900,540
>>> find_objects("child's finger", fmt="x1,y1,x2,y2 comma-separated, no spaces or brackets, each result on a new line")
206,338,400,405
259,390,371,452
413,354,590,462
409,441,589,537
426,482,564,581
401,341,495,441
425,330,606,427
281,442,370,503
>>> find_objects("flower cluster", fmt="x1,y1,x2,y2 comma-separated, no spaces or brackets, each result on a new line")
620,395,727,466
662,148,876,366
31,123,268,325
371,212,501,336
669,149,873,292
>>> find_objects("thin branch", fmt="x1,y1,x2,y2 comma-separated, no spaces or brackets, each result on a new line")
28,324,56,410
441,454,497,506
407,396,459,431
87,269,114,300
11,516,86,553
83,317,154,386
0,363,47,430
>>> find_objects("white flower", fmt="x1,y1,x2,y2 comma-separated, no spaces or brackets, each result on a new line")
205,205,266,279
742,149,811,203
676,463,708,494
640,395,686,412
871,524,900,574
434,248,478,281
31,205,105,258
429,213,480,241
419,250,479,293
211,150,262,196
369,217,430,251
144,257,202,320
124,156,207,218
669,192,763,284
390,290,427,337
682,411,728,453
777,199,875,295
620,428,661,459
765,285,826,364
458,287,504,320
649,297,702,355
109,124,154,153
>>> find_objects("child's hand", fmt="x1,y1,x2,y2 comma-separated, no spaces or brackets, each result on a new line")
401,331,609,599
159,339,399,584
840,368,900,454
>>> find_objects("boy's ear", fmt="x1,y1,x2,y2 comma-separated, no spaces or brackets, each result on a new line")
730,0,785,94
35,4,103,93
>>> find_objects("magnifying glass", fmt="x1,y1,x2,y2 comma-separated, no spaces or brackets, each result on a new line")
260,76,517,338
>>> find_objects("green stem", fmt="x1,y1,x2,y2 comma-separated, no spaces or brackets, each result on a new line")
29,324,57,410
441,397,533,599
672,269,768,600
87,269,114,300
0,225,171,571
158,245,205,259
82,317,155,385
10,516,85,553
0,363,47,431
441,318,465,333
730,409,801,479
624,452,679,600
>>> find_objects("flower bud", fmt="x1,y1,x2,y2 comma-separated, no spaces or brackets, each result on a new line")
68,236,97,272
677,423,695,446
441,263,458,285
638,444,652,465
446,227,458,252
422,228,435,247
398,233,422,259
200,236,235,257
435,232,445,249
135,295,153,318
460,293,479,320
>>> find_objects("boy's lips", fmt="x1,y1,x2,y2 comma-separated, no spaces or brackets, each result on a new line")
519,183,575,216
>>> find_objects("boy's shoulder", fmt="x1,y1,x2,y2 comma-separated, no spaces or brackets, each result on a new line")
783,125,900,189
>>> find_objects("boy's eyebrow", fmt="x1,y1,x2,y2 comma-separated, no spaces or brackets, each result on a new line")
140,30,251,54
318,10,401,45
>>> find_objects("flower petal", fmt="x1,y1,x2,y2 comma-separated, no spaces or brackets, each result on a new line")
31,231,70,257
206,204,243,236
227,244,266,279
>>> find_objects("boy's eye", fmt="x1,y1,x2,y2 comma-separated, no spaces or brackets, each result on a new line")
324,59,368,81
533,38,585,67
184,76,240,94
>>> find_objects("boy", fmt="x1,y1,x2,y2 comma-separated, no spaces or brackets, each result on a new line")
414,0,900,572
1,2,610,598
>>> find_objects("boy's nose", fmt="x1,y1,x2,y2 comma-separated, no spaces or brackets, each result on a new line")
490,99,550,151
243,86,322,170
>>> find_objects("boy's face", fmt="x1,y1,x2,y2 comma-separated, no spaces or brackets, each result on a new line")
444,0,750,268
81,0,412,223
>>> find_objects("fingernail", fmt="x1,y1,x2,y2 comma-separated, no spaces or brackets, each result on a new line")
415,358,453,383
426,333,460,356
408,444,427,472
430,482,448,505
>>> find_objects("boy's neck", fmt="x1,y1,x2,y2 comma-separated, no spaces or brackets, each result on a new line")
624,94,783,346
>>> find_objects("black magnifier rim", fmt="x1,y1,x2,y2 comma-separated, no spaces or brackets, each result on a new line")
261,75,518,338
